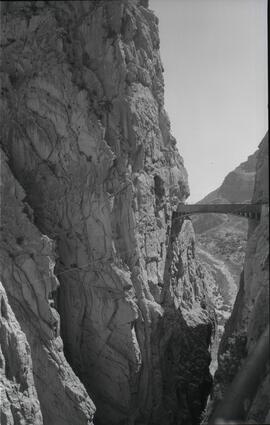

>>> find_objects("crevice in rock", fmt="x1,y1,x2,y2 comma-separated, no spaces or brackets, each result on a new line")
154,175,165,215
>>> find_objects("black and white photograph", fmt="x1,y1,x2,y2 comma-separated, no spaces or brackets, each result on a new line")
0,1,268,424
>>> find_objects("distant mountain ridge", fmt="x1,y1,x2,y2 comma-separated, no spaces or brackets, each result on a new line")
199,149,258,205
193,148,258,249
192,146,260,372
193,147,259,276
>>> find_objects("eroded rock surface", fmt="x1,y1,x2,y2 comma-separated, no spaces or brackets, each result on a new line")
0,281,43,425
0,149,95,425
212,133,269,423
0,1,215,424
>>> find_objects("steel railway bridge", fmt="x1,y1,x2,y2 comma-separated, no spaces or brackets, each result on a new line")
173,203,268,221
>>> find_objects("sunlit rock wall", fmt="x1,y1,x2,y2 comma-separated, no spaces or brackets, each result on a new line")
0,280,43,425
0,149,95,425
0,1,215,424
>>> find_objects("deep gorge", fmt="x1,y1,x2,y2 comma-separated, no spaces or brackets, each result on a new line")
0,2,269,425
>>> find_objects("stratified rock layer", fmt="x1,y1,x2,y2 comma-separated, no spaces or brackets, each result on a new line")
213,133,269,423
0,1,214,424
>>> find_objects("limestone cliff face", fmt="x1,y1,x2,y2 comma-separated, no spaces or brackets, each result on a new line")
213,133,269,422
0,149,95,425
0,281,43,425
0,1,214,424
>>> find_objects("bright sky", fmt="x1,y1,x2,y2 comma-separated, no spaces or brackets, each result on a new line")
150,0,268,202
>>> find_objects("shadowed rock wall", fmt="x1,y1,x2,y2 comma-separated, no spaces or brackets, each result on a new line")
212,133,269,423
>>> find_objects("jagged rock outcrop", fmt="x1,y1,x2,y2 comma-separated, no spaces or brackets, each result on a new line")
0,1,215,424
212,133,269,423
0,281,43,425
0,149,95,425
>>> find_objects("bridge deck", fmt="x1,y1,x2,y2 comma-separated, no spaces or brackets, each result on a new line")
174,203,265,220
